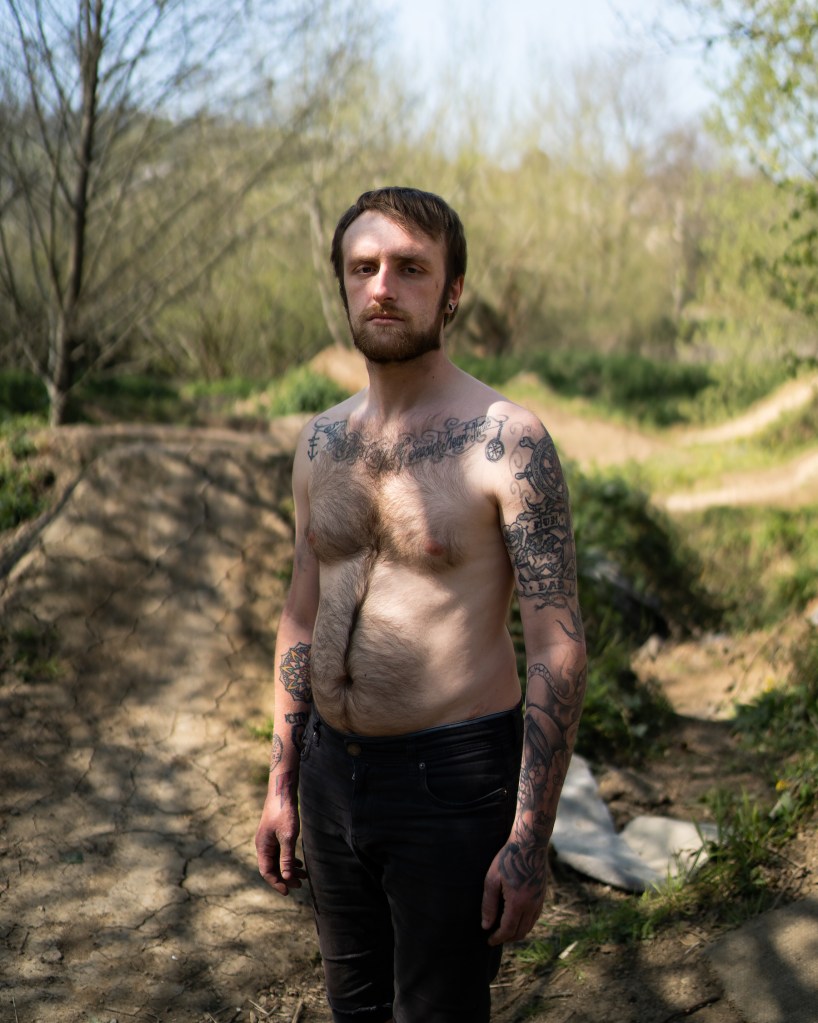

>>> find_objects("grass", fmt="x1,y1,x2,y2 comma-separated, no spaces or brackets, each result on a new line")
0,421,54,532
674,505,818,631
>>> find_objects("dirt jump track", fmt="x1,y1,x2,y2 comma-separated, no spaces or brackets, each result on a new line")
0,424,323,1022
1,355,817,1023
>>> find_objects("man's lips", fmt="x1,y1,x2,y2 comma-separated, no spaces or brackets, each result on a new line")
367,308,402,322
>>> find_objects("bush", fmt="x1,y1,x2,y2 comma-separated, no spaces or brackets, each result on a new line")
262,367,350,416
677,506,818,631
0,372,49,419
526,350,713,426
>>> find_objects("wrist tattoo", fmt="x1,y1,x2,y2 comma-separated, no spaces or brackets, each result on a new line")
269,733,283,772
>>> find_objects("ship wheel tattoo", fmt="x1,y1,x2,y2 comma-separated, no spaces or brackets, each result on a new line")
513,436,565,501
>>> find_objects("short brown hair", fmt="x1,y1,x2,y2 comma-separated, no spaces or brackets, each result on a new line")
330,187,467,324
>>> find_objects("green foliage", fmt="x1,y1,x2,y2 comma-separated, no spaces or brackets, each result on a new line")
527,350,714,426
758,391,818,451
0,426,53,532
260,367,350,417
452,353,523,387
0,372,49,419
679,357,808,425
69,375,187,424
677,505,818,630
0,623,62,682
733,628,818,823
569,469,718,638
689,0,818,316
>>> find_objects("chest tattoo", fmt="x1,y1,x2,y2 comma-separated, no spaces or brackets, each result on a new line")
307,414,508,471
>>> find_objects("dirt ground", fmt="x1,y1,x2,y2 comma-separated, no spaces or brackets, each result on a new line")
1,356,817,1023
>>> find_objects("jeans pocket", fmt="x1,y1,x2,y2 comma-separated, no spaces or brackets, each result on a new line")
418,758,510,810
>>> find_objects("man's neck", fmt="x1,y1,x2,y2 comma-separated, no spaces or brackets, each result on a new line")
361,348,460,425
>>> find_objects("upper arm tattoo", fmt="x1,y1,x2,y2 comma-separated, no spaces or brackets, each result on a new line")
502,432,578,621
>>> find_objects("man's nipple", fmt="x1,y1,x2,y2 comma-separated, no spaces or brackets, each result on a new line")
424,538,447,558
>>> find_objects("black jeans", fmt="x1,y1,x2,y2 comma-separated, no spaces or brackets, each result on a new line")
299,703,523,1023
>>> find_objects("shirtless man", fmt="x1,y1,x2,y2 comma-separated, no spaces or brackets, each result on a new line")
255,187,587,1023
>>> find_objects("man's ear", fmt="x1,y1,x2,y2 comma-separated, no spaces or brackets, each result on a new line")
446,275,465,319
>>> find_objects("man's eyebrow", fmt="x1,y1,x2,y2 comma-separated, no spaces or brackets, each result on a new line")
346,248,432,265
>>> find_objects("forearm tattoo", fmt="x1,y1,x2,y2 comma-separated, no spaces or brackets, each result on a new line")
280,641,312,702
269,734,283,772
285,711,308,752
307,415,507,471
274,770,296,808
500,660,587,890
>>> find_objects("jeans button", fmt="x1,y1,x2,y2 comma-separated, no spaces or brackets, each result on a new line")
346,742,362,756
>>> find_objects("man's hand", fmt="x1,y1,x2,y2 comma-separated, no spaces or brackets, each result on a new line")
255,783,307,896
481,839,547,946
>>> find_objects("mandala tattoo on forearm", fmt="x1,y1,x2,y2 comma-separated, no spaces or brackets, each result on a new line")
280,641,312,702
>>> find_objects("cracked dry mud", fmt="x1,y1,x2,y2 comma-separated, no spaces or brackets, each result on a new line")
1,429,322,1022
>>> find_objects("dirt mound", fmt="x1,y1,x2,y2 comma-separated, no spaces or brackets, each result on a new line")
0,430,321,1021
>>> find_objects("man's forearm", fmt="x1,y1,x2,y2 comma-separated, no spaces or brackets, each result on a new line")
503,649,587,884
268,635,314,793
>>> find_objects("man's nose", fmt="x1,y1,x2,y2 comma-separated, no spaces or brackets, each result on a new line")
371,266,396,302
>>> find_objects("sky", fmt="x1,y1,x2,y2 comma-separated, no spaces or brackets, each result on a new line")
382,0,718,126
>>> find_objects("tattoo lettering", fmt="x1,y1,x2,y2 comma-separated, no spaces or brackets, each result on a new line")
503,432,577,614
285,711,309,752
280,641,312,702
269,733,283,772
307,415,507,471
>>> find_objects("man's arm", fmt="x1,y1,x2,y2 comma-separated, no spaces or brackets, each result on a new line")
482,414,587,944
255,430,319,896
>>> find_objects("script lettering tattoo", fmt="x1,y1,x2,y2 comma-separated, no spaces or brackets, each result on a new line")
285,711,308,752
307,415,507,470
269,733,283,772
503,433,578,624
280,641,312,702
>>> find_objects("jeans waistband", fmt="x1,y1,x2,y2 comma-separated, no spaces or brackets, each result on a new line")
308,702,523,763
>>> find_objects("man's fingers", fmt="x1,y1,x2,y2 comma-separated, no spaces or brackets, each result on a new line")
481,871,501,932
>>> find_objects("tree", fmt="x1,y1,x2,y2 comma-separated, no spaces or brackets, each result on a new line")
671,1,818,317
0,0,367,424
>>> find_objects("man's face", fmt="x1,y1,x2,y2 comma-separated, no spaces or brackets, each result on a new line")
341,211,462,364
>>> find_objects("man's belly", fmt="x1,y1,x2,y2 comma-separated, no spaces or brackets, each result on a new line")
310,582,520,735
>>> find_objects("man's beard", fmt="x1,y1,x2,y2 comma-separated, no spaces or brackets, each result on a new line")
350,310,444,365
